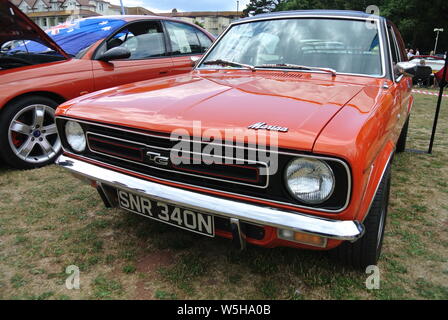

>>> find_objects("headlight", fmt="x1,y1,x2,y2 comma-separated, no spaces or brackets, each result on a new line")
285,157,335,204
65,121,86,152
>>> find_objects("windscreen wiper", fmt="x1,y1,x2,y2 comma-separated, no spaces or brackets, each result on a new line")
202,59,255,71
255,63,336,77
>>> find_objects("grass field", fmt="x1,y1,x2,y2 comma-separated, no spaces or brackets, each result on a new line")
0,91,447,300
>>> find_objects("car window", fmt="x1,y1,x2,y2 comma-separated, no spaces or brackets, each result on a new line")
387,25,401,79
200,18,383,76
196,31,213,52
99,21,166,60
165,21,203,55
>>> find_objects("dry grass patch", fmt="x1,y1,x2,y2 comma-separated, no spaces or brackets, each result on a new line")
0,91,447,300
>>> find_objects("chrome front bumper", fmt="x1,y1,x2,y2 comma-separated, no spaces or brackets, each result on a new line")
56,154,364,243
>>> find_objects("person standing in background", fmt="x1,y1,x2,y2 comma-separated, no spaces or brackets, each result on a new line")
407,49,415,59
415,48,420,56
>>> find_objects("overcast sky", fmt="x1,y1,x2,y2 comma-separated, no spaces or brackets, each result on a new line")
109,0,251,13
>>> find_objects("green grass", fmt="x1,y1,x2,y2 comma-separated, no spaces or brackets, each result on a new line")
0,90,447,299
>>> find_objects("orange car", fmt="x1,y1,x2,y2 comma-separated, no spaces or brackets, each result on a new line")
0,0,214,168
55,10,416,269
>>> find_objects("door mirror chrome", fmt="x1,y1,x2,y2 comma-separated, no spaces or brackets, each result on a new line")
98,47,131,62
190,56,201,67
395,62,417,78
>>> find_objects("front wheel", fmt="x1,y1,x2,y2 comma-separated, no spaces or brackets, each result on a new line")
0,95,62,169
332,164,391,270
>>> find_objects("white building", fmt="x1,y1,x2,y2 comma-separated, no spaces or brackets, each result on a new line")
11,0,154,29
159,9,241,36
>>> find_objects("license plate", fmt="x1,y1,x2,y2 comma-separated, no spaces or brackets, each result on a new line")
117,190,215,237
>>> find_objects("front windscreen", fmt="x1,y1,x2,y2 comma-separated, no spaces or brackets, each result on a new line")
200,18,383,76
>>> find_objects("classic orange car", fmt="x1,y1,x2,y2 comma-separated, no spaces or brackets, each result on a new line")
0,0,214,168
55,10,416,269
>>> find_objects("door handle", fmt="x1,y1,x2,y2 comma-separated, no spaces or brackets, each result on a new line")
159,71,168,75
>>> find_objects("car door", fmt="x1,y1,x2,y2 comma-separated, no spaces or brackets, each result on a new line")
391,24,413,116
163,21,214,76
384,24,407,141
91,20,173,91
387,24,412,135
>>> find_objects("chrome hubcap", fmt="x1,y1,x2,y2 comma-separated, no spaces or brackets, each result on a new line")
8,104,61,164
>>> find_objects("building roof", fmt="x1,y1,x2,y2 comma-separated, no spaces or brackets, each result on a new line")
27,9,100,17
125,6,155,15
159,11,240,18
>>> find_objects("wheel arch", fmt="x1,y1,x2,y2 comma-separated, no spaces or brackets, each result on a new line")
0,91,67,114
356,141,395,222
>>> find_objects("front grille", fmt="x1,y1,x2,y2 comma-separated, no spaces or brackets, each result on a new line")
57,118,351,212
85,131,268,188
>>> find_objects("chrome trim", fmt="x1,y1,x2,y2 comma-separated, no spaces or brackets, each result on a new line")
385,21,397,82
56,117,352,213
85,131,270,189
195,15,386,79
56,154,364,241
361,150,394,223
230,218,247,250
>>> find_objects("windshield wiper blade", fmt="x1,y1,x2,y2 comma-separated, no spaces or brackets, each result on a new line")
202,59,255,71
255,63,336,77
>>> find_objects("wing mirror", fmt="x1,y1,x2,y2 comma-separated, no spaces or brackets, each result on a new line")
190,56,201,67
395,61,418,77
98,47,131,62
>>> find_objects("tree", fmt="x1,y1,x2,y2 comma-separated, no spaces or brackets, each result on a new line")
242,0,448,53
242,0,286,17
194,20,205,29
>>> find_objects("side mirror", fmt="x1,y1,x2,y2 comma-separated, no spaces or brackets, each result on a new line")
395,61,417,78
98,47,131,62
190,56,201,67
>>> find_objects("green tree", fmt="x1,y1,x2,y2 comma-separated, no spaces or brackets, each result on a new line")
242,0,286,17
243,0,448,53
193,20,205,29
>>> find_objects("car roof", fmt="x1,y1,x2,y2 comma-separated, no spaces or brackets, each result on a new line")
236,10,386,23
80,15,200,24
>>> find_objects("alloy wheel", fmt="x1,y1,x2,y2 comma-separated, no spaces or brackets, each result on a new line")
8,104,61,164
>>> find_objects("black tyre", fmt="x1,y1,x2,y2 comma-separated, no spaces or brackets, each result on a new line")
396,117,409,153
332,165,391,270
0,95,62,169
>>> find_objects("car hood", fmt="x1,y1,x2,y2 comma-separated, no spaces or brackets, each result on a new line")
60,71,370,151
0,0,68,58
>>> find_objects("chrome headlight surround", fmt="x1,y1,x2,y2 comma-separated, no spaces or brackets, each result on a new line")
284,157,335,204
65,121,86,153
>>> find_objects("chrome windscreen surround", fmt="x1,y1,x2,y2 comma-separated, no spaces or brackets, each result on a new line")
55,117,352,213
56,154,364,241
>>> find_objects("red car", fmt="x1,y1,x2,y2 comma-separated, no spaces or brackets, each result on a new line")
0,0,214,168
56,10,416,269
